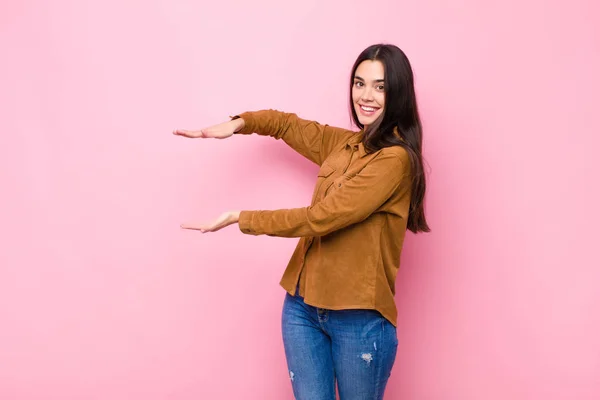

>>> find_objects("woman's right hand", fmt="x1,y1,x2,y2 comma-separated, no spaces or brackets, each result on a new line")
173,118,245,139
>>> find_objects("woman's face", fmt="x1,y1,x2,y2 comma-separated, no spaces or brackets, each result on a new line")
352,60,385,128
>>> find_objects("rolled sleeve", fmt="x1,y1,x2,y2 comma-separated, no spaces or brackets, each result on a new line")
238,211,255,234
230,112,258,135
238,151,408,237
229,109,356,165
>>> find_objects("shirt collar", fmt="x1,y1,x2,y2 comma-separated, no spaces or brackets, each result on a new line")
346,132,368,157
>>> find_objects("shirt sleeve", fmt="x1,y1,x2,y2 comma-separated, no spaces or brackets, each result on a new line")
238,151,408,237
231,109,356,166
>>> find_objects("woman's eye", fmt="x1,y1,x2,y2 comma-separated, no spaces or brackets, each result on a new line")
377,85,385,91
354,81,363,87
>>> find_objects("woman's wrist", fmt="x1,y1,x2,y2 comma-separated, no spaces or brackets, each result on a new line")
232,117,245,133
230,211,241,223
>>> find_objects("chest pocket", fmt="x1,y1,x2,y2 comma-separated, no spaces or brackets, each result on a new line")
311,162,336,204
318,162,335,178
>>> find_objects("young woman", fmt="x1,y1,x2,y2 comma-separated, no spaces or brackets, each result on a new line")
174,43,430,400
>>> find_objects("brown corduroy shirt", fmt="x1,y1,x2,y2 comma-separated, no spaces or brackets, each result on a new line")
233,109,412,327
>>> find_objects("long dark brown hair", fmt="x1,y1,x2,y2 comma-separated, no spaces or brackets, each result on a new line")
349,44,430,233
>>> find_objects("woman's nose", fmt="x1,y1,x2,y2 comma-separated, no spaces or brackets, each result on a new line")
361,87,374,101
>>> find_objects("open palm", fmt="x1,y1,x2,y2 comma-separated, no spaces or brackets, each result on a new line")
180,211,240,233
172,119,243,139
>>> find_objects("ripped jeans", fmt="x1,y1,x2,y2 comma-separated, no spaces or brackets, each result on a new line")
281,288,398,400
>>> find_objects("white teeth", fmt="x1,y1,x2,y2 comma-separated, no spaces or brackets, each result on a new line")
360,106,376,112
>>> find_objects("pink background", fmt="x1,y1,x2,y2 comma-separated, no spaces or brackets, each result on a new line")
1,0,599,399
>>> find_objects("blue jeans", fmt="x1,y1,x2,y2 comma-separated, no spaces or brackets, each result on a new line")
281,288,398,399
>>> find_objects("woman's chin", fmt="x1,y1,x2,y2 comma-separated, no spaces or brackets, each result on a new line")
355,106,383,127
357,114,380,127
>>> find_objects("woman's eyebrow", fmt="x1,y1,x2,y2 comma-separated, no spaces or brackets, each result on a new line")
354,75,385,83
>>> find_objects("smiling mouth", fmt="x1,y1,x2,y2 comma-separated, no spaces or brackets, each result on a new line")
358,104,380,114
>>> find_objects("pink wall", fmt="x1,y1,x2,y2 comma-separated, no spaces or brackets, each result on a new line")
1,0,598,399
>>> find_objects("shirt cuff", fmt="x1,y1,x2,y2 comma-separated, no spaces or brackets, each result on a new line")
229,112,256,135
238,210,256,235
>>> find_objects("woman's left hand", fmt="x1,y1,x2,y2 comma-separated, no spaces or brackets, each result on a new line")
181,211,241,233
